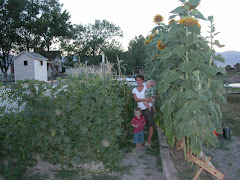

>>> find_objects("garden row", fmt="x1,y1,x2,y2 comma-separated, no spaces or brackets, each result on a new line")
0,74,135,178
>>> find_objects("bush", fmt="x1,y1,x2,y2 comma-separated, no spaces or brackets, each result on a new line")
0,74,135,178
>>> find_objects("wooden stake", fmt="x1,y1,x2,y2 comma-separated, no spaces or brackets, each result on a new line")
193,156,211,180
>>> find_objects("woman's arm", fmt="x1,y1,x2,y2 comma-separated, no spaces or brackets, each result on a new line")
133,93,152,103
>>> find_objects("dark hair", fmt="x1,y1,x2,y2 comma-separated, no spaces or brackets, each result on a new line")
134,107,142,113
135,74,144,81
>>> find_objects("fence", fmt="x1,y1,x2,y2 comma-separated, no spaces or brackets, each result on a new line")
0,82,68,115
0,86,25,114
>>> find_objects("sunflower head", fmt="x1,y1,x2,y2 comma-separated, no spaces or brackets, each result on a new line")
157,40,165,51
182,1,200,11
168,19,176,25
149,35,154,40
144,39,151,45
178,17,201,27
153,14,164,25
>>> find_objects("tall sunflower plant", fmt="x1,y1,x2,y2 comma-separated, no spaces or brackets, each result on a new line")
145,0,226,157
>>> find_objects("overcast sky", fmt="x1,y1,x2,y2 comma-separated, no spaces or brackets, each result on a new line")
59,0,240,52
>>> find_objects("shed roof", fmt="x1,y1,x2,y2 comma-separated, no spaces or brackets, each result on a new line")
13,51,48,61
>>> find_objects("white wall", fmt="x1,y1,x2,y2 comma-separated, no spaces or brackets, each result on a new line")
14,53,35,82
34,60,47,81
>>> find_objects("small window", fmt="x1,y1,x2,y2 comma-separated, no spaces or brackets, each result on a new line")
40,61,43,66
24,61,28,65
62,67,65,73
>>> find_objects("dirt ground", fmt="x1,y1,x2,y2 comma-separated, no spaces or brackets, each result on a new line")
24,148,163,180
171,94,240,180
24,136,164,180
171,135,240,180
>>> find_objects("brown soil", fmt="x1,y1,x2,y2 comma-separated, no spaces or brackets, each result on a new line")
171,94,240,180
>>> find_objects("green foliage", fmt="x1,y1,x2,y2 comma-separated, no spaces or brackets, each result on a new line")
61,20,123,63
0,74,135,178
0,0,72,75
126,35,147,72
144,0,226,155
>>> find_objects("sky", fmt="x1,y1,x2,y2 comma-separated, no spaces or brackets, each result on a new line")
59,0,240,52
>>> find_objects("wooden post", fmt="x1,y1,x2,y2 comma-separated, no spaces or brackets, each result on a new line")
102,54,105,86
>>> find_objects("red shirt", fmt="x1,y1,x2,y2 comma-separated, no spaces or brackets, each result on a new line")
131,115,146,133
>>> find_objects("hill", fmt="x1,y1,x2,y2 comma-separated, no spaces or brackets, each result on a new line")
215,51,240,67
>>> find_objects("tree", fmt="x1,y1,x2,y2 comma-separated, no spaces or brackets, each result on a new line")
0,0,26,77
0,0,72,76
19,0,73,53
125,35,146,74
61,20,123,64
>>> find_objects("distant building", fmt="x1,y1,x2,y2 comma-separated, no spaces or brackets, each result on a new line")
234,63,240,72
132,66,144,77
225,65,235,73
13,51,48,82
41,51,66,80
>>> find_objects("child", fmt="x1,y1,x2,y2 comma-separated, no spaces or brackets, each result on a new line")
131,107,146,149
143,80,157,114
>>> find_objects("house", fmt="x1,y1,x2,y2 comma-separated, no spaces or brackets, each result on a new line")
13,51,48,82
132,66,144,77
234,63,240,72
225,65,235,73
41,51,66,80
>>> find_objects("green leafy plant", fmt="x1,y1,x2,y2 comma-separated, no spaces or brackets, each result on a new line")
144,0,226,156
0,69,135,178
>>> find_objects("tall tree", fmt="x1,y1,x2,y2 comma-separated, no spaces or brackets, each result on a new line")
126,35,146,73
19,0,73,53
0,0,26,77
61,20,123,64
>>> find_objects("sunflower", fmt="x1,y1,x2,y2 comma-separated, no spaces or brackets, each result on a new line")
149,35,154,39
157,40,165,51
168,19,176,25
144,39,151,45
153,14,164,25
182,2,200,11
178,17,201,27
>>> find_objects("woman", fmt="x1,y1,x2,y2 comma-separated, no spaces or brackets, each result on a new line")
132,74,155,148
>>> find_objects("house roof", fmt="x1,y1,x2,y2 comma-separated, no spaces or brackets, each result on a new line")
13,51,48,61
41,51,61,61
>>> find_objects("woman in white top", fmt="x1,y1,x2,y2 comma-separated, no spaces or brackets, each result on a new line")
132,74,155,148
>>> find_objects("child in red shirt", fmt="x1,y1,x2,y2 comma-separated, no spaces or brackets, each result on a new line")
131,107,146,149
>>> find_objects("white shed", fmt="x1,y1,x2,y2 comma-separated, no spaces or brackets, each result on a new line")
13,51,48,82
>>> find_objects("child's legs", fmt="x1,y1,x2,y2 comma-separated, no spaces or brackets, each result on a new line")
138,131,144,148
138,131,144,143
133,131,144,148
143,101,151,111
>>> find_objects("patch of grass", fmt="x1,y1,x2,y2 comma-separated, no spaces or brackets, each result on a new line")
237,168,240,175
216,140,231,151
144,172,152,177
178,168,195,180
84,174,120,180
22,173,49,180
228,162,233,167
222,113,240,137
114,164,132,176
54,169,79,179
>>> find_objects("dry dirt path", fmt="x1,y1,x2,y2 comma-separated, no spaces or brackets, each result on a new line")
24,145,164,180
204,135,240,180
